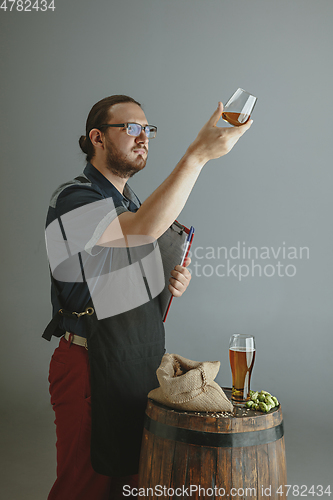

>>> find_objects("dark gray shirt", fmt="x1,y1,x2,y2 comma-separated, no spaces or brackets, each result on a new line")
45,162,143,337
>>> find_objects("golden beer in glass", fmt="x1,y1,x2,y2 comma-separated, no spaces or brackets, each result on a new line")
222,88,257,126
229,334,256,405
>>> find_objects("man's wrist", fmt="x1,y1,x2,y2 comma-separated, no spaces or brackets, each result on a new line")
182,145,207,171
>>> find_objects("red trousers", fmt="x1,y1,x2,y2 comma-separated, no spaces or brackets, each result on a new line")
48,336,138,500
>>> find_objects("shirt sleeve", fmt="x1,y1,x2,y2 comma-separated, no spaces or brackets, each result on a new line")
55,183,120,216
46,184,129,283
58,184,128,255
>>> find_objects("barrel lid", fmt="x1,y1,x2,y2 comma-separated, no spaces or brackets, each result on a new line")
146,387,283,436
148,387,280,418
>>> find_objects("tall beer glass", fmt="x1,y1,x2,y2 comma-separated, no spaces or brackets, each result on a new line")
229,334,256,405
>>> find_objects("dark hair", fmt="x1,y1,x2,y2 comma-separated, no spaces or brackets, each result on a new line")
79,95,141,163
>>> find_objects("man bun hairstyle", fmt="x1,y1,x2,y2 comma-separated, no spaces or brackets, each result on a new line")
79,135,89,155
79,95,141,163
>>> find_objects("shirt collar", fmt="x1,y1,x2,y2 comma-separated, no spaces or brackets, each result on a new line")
83,162,141,210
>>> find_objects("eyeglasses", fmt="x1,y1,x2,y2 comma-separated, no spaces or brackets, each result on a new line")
98,123,157,139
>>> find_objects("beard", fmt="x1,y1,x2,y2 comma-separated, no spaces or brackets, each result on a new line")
104,135,147,179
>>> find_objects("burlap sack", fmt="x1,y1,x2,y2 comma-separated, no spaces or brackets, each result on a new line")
148,353,233,412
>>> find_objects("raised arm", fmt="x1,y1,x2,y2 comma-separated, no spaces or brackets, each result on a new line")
97,102,252,245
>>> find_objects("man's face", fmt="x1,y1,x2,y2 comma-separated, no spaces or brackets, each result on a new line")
103,102,150,179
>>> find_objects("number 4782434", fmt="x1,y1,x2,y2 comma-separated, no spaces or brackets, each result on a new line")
0,0,55,11
276,485,331,496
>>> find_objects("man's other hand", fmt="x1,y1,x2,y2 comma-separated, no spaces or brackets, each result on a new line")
168,257,192,297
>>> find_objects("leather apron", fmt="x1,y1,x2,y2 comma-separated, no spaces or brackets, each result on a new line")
84,298,165,477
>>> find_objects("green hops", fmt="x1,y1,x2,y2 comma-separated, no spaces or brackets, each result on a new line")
265,396,275,406
259,402,268,412
250,391,258,400
247,390,279,413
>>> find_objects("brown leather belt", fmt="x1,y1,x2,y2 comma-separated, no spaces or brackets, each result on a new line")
64,331,88,350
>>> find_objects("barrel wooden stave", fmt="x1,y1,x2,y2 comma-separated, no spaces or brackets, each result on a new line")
159,405,180,493
187,413,216,500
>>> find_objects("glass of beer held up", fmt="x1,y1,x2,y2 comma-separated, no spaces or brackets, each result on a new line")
229,334,256,405
222,88,257,127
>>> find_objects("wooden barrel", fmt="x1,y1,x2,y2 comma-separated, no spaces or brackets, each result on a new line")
138,389,287,499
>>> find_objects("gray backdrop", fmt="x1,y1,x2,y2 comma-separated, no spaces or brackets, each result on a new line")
1,0,332,494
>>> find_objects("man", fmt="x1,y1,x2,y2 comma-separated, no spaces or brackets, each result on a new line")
44,95,252,500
